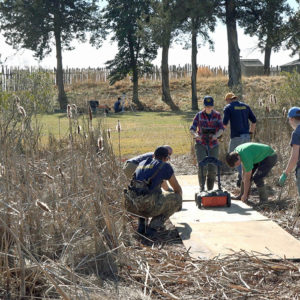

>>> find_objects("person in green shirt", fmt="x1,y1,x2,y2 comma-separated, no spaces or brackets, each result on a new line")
225,142,277,203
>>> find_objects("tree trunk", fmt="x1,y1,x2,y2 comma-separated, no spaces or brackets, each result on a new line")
191,18,198,111
161,38,179,111
54,29,68,110
132,64,144,110
225,0,242,96
264,42,272,76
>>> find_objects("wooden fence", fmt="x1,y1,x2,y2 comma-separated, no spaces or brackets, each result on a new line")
0,64,281,91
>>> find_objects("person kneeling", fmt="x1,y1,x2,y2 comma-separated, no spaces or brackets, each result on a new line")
226,142,277,203
124,146,182,237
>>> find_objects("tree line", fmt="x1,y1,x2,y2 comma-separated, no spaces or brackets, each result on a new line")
0,0,299,111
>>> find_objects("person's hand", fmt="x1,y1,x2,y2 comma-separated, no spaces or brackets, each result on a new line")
278,173,287,186
211,134,217,140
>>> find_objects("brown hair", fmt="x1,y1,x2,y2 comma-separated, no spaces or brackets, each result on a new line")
225,152,239,168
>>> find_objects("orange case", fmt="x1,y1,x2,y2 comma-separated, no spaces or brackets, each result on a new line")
201,196,227,207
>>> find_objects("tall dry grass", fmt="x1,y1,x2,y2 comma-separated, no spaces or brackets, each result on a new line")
0,99,137,299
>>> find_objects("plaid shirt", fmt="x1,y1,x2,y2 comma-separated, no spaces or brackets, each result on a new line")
190,109,224,148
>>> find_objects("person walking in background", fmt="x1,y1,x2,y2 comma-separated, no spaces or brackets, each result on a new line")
114,97,122,113
223,92,257,188
226,142,277,203
123,145,173,180
278,107,300,216
190,96,224,190
124,146,182,237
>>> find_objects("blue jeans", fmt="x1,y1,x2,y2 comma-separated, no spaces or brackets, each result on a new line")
229,134,251,176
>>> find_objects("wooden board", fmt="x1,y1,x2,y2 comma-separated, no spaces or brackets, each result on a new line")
171,175,300,259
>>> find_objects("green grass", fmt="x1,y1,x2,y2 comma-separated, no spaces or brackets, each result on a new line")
36,111,197,158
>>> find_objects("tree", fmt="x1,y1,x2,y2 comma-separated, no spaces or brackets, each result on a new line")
102,0,158,109
217,0,242,95
150,0,183,111
284,9,300,58
238,0,292,75
0,0,99,110
179,0,217,110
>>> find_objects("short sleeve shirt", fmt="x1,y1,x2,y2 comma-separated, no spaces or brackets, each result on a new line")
235,142,275,172
127,152,153,164
223,101,257,138
290,124,300,168
135,158,174,190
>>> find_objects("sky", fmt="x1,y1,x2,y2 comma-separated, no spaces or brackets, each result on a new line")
1,0,299,69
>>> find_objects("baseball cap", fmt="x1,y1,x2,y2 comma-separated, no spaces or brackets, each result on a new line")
203,96,214,106
287,107,300,118
225,92,237,101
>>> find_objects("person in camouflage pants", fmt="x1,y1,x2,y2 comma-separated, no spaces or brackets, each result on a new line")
124,146,182,237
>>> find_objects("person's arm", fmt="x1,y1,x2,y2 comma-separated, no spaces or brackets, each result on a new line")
168,174,182,196
241,170,252,202
161,180,170,191
249,122,256,134
284,145,300,174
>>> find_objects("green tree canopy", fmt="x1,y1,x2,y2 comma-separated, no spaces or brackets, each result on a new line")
0,0,99,109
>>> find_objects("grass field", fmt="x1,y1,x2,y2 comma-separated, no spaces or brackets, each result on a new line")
37,110,197,157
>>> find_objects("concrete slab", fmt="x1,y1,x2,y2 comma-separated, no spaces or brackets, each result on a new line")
171,175,300,260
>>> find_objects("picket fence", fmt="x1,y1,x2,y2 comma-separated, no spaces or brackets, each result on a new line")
0,64,280,91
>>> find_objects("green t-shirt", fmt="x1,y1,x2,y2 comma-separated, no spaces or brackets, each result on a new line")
235,142,275,172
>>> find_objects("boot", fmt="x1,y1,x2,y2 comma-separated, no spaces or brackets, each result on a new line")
137,217,146,234
257,186,268,203
207,177,215,190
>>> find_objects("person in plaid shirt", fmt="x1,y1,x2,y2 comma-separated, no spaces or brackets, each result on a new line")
190,96,224,190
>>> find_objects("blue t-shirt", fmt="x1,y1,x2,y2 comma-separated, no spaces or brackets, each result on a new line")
127,152,153,164
135,158,174,191
223,101,256,138
290,124,300,168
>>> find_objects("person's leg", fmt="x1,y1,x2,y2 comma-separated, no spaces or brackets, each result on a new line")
295,168,300,215
206,145,219,190
252,154,277,202
195,143,208,189
148,192,182,231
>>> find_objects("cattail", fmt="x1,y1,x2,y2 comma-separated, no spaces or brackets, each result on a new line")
265,106,270,113
273,95,277,104
97,136,104,151
0,163,5,178
282,107,287,117
15,95,20,105
107,128,111,139
71,104,77,114
58,167,64,179
41,172,54,180
17,105,27,117
77,125,81,134
67,104,72,118
88,105,92,121
116,120,121,132
36,200,51,213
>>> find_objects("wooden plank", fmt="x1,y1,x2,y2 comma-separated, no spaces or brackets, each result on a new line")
171,175,300,260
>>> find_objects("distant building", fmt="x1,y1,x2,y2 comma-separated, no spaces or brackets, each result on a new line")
280,59,300,73
240,59,264,76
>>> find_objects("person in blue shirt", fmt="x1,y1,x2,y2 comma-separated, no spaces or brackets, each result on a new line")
279,107,300,216
223,92,257,188
124,146,182,237
114,97,122,113
123,145,173,179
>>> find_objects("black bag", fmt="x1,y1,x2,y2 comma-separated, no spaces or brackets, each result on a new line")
128,161,165,196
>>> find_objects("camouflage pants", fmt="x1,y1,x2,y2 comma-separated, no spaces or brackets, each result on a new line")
124,190,182,230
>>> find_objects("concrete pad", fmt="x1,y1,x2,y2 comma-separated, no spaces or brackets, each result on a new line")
171,175,300,260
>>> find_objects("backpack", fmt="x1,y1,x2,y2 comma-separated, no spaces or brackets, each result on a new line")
128,161,165,196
